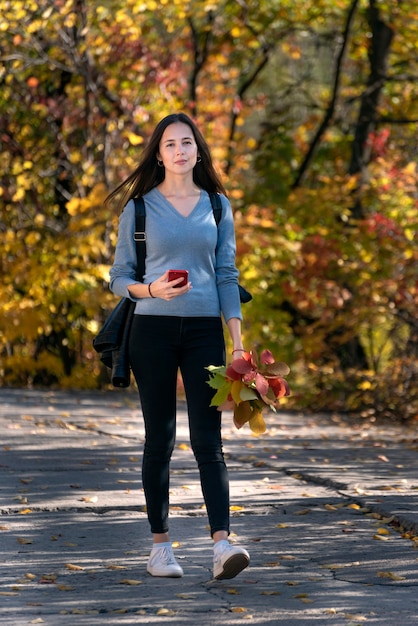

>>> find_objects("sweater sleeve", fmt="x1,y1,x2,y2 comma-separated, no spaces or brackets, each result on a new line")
215,195,242,322
109,200,142,300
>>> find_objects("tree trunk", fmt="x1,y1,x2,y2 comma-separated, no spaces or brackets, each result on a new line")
348,0,394,217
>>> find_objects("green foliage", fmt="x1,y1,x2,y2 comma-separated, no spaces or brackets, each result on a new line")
0,0,417,422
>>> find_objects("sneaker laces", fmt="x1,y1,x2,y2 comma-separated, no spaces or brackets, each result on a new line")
157,547,177,565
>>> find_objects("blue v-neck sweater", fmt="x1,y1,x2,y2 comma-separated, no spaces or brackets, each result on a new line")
109,188,242,322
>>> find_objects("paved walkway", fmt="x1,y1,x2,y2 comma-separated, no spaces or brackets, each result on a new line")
1,388,417,625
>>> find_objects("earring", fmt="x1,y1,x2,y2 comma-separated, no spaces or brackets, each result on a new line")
157,159,164,167
196,155,202,163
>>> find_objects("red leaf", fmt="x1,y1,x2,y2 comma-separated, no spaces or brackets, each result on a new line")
255,373,269,396
260,349,274,365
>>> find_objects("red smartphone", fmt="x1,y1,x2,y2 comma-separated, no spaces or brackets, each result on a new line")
168,269,189,288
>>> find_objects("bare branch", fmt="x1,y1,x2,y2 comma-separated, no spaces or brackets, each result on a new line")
291,0,360,189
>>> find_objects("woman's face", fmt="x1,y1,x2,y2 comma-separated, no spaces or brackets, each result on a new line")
157,122,198,176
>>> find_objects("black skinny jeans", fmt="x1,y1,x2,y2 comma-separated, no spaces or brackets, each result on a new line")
129,315,230,537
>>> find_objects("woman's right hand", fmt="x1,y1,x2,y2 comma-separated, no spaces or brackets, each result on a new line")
149,271,192,300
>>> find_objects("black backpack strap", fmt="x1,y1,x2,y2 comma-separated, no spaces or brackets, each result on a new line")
209,191,252,304
133,197,146,282
209,191,222,225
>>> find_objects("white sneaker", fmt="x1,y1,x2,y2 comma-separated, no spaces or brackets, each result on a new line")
213,541,250,580
147,545,184,578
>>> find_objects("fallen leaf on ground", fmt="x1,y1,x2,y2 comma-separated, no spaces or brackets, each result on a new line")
157,608,176,616
377,571,406,581
261,590,281,595
295,509,312,515
39,574,58,583
0,591,20,596
119,579,142,585
65,564,84,571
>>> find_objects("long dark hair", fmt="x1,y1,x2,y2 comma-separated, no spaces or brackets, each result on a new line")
106,113,227,213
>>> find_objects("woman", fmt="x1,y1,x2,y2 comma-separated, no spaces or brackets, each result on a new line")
108,113,250,580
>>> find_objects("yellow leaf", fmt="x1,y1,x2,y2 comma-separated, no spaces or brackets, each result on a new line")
231,380,244,405
377,571,406,581
119,579,142,585
156,608,176,616
227,588,239,594
126,132,144,146
233,401,252,429
295,509,312,516
230,505,244,511
65,563,84,571
19,508,33,515
230,607,247,613
177,443,190,451
0,591,20,596
248,410,266,435
261,590,281,595
376,527,391,535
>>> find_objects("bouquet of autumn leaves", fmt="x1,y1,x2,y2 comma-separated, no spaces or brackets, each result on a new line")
206,348,291,435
